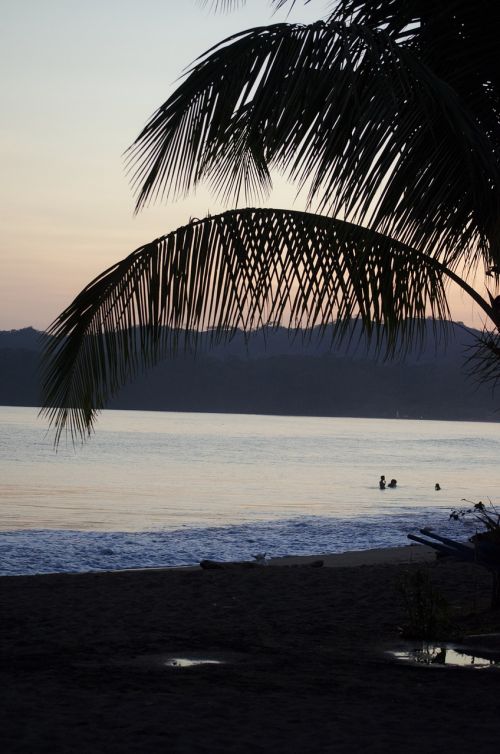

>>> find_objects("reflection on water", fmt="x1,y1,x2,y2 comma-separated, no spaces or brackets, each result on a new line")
391,643,500,668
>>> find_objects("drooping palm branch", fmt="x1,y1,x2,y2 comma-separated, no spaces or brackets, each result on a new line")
41,207,494,443
41,1,500,441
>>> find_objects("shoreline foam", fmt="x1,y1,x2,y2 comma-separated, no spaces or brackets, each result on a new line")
111,543,436,576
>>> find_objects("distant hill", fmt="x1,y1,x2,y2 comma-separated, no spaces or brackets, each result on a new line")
0,323,498,421
0,327,42,351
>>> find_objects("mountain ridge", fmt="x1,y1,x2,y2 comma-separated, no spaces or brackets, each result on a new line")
0,322,497,422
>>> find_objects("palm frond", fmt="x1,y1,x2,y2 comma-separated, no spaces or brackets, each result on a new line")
40,207,460,443
197,0,311,11
334,0,499,62
197,0,245,11
333,2,500,159
465,329,500,391
127,19,500,266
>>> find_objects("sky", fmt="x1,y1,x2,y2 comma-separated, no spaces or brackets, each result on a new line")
0,0,491,331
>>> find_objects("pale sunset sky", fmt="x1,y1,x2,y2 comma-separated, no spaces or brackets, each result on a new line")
1,0,490,331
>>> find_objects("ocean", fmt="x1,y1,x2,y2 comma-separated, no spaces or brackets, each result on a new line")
1,405,498,575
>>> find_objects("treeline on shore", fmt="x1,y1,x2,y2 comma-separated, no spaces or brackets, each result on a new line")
0,322,497,421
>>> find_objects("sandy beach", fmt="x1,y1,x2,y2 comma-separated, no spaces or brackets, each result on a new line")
1,545,499,753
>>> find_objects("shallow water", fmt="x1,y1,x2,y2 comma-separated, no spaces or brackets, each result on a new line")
1,406,499,575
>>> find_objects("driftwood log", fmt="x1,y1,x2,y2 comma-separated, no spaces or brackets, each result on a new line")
408,529,500,609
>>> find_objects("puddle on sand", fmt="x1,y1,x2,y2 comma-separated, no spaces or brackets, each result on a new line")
114,652,235,670
164,657,224,668
389,643,500,669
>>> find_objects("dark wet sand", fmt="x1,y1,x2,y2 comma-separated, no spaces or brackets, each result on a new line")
1,552,499,753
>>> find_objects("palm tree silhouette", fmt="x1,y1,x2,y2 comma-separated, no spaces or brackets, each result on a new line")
41,0,500,441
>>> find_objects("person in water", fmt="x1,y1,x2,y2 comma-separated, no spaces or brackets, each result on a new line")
435,483,441,491
379,475,386,489
387,479,397,488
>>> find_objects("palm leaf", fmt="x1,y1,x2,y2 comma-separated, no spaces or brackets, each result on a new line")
40,207,487,443
465,329,500,390
127,18,500,266
197,1,312,11
197,0,246,11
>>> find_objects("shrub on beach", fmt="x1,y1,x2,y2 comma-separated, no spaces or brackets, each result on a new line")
450,500,500,546
397,569,453,640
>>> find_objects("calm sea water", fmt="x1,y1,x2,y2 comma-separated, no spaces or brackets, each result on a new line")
1,406,499,575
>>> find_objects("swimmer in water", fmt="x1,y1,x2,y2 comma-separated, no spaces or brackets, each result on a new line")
387,479,397,488
379,475,386,490
435,483,441,491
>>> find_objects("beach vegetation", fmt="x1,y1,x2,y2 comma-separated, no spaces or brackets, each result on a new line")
39,0,500,441
411,500,500,609
450,500,500,545
450,500,500,608
397,569,454,640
